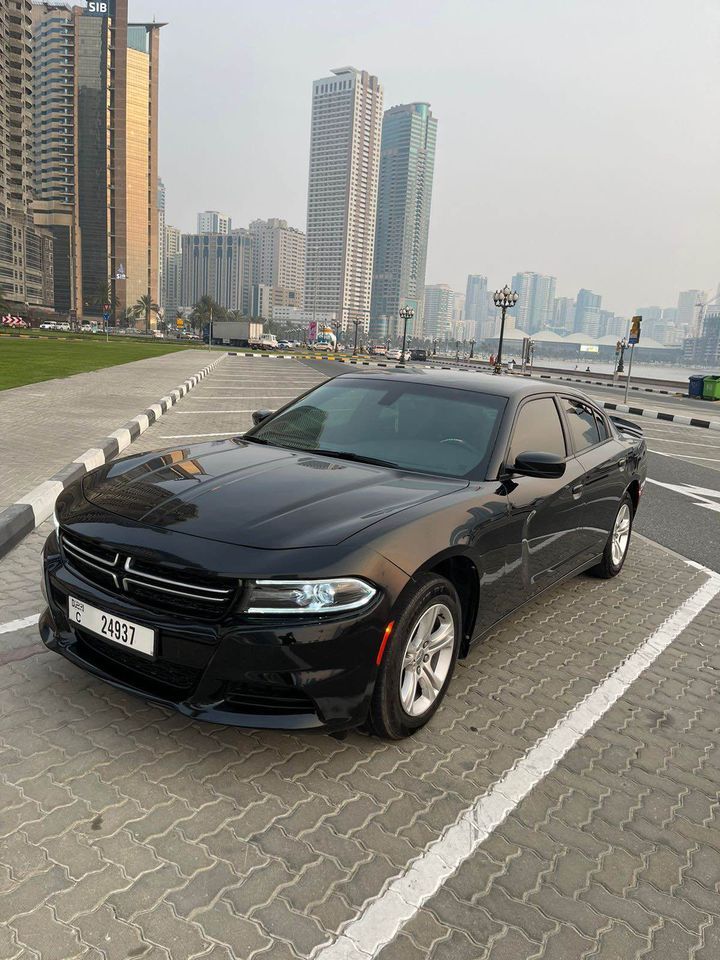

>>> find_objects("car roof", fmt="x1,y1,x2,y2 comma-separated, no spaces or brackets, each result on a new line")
339,367,591,401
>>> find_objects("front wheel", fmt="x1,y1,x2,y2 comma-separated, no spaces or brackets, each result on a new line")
589,493,634,579
367,574,461,739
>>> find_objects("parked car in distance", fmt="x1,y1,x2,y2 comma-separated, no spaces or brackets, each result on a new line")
42,373,646,739
409,348,428,362
277,341,292,350
386,348,402,360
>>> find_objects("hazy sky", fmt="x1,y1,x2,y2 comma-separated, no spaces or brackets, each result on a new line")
130,0,719,317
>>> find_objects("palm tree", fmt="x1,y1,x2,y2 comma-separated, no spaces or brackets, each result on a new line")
133,294,159,335
90,281,119,317
190,296,226,337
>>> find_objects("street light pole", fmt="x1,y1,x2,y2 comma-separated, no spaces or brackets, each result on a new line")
352,319,360,356
492,284,519,374
399,305,414,362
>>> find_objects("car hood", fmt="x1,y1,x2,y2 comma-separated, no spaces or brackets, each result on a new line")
81,439,468,549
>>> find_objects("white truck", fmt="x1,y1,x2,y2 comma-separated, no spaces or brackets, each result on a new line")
210,320,264,347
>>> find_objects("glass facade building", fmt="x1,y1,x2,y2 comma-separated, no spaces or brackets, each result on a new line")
371,103,437,341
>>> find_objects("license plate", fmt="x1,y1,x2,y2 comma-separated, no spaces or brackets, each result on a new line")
68,597,155,657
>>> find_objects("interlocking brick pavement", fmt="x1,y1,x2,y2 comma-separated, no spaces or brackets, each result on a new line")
1,356,719,959
1,519,718,958
0,349,224,510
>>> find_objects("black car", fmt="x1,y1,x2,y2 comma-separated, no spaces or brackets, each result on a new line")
409,348,428,362
41,372,646,739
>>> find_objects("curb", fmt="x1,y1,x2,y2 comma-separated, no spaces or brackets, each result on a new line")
600,401,720,432
0,353,226,561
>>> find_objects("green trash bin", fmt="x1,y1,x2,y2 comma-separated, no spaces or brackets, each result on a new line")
702,376,720,400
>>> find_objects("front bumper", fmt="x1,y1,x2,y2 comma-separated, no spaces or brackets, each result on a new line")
41,537,394,731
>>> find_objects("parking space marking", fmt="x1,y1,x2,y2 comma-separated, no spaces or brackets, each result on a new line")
643,435,720,447
650,449,720,463
0,614,39,635
159,433,242,439
311,571,720,960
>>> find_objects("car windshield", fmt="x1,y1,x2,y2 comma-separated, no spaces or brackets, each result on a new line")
249,378,506,478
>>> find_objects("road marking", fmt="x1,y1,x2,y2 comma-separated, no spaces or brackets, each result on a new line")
0,614,40,635
311,572,720,960
173,410,257,414
649,449,720,463
644,435,720,447
646,478,720,512
188,395,300,400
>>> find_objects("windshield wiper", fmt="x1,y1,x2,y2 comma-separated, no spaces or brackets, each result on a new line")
308,449,401,469
241,434,270,445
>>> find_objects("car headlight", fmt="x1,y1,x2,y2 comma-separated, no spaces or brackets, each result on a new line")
247,578,377,614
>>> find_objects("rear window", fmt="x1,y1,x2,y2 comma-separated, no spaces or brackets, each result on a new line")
561,398,601,451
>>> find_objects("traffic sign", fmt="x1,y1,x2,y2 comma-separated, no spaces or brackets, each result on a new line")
176,318,184,328
628,315,642,345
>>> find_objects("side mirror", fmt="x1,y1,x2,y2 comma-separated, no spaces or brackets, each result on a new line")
512,451,566,479
252,408,274,426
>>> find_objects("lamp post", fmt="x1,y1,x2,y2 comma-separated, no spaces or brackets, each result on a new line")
492,284,519,374
432,338,438,356
399,305,414,362
616,338,627,374
469,338,476,359
352,319,361,356
332,320,341,352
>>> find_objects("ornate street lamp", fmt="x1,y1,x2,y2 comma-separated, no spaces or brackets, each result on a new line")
469,338,476,359
399,305,414,361
493,285,519,374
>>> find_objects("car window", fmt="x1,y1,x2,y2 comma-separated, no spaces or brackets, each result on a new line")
561,398,602,451
249,378,507,479
507,398,566,465
595,412,609,441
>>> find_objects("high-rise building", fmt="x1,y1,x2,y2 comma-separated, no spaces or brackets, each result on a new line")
157,178,166,309
511,272,556,334
423,284,454,341
181,230,252,314
574,289,602,336
31,1,82,313
370,102,437,341
677,289,703,335
1,0,54,308
64,1,164,320
249,218,305,317
305,66,383,332
163,225,182,315
552,297,575,333
464,276,488,342
198,211,231,235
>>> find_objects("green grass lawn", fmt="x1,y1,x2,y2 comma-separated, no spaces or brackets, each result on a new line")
0,336,205,391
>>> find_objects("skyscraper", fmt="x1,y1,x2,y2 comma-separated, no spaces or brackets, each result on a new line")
69,1,163,320
677,289,703,335
249,218,305,316
163,225,182,315
464,276,488,342
158,178,166,309
305,66,383,332
371,102,437,340
198,211,231,235
1,0,54,308
423,284,454,341
181,230,252,314
552,297,576,333
511,272,556,333
574,289,602,336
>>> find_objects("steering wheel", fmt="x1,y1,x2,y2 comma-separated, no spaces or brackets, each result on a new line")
440,437,483,458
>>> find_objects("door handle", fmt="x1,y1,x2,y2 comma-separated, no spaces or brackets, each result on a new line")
571,483,584,498
617,459,626,471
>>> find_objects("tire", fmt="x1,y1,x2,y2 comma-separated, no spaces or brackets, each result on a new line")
367,573,461,739
589,493,634,579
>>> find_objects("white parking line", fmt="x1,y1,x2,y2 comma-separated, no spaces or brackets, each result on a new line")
649,449,720,463
643,435,720,447
159,433,240,439
0,614,40,635
311,572,720,960
173,410,257,414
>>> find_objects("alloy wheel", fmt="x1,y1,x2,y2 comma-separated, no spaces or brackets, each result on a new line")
611,502,631,567
399,602,456,718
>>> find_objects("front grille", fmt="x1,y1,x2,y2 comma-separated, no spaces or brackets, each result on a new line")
77,630,201,694
225,680,316,716
60,530,238,620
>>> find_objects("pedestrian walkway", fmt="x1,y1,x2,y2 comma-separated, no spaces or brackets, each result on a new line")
0,349,220,511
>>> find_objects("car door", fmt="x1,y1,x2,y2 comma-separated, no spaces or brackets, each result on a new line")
502,395,590,602
560,398,628,558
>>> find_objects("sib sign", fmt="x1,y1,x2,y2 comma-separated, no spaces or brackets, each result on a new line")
85,1,115,16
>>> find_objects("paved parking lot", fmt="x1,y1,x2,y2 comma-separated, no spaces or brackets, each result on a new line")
1,357,720,959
